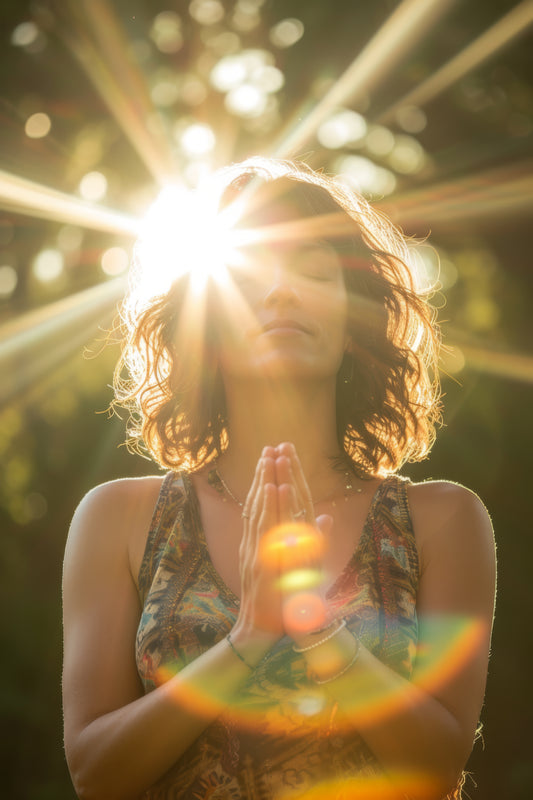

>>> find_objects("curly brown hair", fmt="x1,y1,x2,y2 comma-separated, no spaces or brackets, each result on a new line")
113,157,441,476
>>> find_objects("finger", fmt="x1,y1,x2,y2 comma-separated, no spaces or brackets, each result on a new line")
312,515,331,570
276,444,312,499
315,513,334,538
274,453,291,485
250,456,275,529
274,455,305,515
276,452,313,520
277,482,298,523
288,451,314,511
257,482,280,577
241,478,277,581
258,481,278,535
276,504,326,588
262,454,276,486
242,454,266,520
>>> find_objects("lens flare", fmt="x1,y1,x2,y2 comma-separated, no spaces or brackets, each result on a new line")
259,522,326,571
283,592,327,634
329,615,487,731
414,615,487,695
258,523,327,634
147,612,485,760
277,568,323,593
276,772,440,799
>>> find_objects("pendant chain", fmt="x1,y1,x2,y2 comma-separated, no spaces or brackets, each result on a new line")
208,463,363,509
213,466,243,507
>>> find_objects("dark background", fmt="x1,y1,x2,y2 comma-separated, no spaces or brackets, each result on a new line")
0,1,531,798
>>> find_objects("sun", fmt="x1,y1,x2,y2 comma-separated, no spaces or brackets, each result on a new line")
134,178,246,300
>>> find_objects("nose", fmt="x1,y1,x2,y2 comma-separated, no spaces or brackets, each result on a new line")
263,265,300,308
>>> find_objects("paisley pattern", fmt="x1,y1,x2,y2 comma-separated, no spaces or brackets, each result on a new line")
136,473,419,799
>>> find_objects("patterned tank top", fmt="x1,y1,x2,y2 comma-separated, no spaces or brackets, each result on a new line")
136,472,419,799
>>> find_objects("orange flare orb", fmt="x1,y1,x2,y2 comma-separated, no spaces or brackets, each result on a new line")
283,591,327,634
259,522,325,571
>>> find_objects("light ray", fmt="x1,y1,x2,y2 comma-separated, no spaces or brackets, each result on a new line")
222,162,533,243
0,169,139,235
55,0,176,181
172,278,209,408
450,342,533,384
272,0,458,158
378,161,533,227
234,214,357,246
379,0,533,123
0,278,125,407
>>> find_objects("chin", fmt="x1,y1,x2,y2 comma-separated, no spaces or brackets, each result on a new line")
253,359,338,381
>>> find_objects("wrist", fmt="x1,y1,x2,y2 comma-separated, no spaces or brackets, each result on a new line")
308,628,361,684
293,619,362,684
229,624,278,668
291,617,341,652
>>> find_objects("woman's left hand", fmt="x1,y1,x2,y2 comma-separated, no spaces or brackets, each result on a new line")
268,442,333,638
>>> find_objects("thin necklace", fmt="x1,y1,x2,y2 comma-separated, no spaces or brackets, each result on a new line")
210,465,243,507
208,463,363,508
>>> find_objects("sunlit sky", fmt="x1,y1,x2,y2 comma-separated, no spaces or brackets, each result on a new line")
1,0,532,407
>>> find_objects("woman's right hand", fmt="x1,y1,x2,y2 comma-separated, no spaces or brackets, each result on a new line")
234,448,287,636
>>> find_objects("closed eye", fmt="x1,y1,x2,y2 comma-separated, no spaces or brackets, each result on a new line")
292,243,343,282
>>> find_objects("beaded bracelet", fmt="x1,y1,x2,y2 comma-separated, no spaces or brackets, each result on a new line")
226,632,254,671
293,618,346,653
312,630,361,685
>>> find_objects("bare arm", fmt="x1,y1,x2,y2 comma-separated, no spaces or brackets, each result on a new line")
62,472,278,800
277,446,496,800
331,483,495,798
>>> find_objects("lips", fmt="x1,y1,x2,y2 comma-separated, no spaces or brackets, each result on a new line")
262,318,311,334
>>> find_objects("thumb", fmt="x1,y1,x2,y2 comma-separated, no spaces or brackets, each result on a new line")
315,513,333,538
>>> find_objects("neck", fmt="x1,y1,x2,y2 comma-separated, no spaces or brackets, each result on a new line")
216,374,343,499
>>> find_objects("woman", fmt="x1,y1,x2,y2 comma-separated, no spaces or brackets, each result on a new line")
62,158,496,800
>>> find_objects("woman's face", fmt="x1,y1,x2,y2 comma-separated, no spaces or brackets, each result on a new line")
214,231,349,381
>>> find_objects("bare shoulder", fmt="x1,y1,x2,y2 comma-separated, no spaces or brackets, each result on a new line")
70,475,164,534
407,478,491,519
66,475,165,584
406,479,495,573
76,474,163,511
